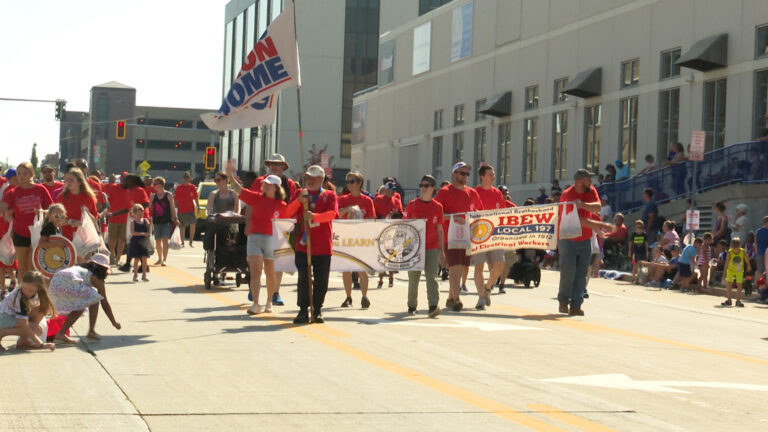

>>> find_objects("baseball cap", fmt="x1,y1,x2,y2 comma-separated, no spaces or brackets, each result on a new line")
385,181,397,191
452,162,469,173
4,168,17,179
263,174,282,185
305,165,325,177
41,165,55,173
573,169,596,180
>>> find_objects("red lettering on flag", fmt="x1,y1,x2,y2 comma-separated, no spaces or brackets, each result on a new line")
239,37,279,76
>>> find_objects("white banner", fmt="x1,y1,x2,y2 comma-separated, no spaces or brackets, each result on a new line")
466,204,559,253
272,219,426,272
201,3,300,131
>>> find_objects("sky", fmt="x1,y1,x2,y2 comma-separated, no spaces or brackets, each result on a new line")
0,0,228,167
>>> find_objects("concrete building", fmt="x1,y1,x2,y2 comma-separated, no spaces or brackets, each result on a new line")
60,81,219,184
352,0,768,202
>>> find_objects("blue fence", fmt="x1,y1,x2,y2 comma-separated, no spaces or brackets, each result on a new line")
597,140,768,213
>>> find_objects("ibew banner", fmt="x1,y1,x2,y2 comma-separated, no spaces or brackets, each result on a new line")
201,3,300,131
271,219,426,272
466,204,559,252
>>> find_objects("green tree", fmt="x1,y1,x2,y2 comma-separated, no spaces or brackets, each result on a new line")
30,143,39,177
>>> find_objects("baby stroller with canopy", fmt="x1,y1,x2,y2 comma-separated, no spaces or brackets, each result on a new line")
203,212,248,289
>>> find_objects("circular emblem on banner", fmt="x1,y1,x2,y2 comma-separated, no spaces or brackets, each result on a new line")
33,235,76,278
378,224,420,268
470,219,494,244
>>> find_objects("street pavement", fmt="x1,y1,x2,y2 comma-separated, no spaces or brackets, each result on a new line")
2,250,768,432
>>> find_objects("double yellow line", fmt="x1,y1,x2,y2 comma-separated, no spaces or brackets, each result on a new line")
152,265,615,431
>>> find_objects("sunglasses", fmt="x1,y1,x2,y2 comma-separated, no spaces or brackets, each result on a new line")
456,171,470,177
51,214,67,220
419,183,433,188
345,180,359,184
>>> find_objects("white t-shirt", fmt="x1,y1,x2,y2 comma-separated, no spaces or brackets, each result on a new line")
600,204,612,222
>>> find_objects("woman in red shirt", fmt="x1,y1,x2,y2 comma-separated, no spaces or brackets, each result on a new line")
57,168,98,242
226,166,288,316
1,162,53,276
337,171,376,309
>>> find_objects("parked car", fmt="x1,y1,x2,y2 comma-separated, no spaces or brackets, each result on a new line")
195,181,218,238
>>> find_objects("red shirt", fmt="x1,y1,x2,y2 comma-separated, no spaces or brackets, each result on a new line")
605,223,628,241
111,187,150,223
57,191,98,240
289,188,338,256
251,175,297,201
434,184,480,244
338,193,375,219
3,184,53,237
238,189,287,236
174,183,199,214
87,178,104,205
559,184,600,242
42,181,64,197
373,194,402,219
474,185,506,210
404,198,444,250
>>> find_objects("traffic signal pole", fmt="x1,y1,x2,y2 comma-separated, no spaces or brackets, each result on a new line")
0,97,66,120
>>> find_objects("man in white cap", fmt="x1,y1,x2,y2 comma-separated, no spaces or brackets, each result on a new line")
290,165,338,324
434,162,480,312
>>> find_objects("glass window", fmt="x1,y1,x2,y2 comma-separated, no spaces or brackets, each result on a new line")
619,96,639,169
246,4,256,55
703,78,727,152
584,104,601,173
242,128,252,171
258,0,268,37
756,24,768,59
525,85,539,110
621,59,640,88
452,132,464,162
753,69,768,139
221,132,230,162
658,88,680,159
523,118,538,183
473,127,486,171
660,49,681,80
432,136,443,179
475,99,486,121
271,0,281,22
234,13,244,79
497,122,511,185
453,104,465,126
552,111,568,180
224,21,233,93
434,109,443,130
553,78,568,104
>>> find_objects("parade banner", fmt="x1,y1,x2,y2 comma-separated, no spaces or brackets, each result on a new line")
467,204,559,253
271,219,426,272
201,3,300,131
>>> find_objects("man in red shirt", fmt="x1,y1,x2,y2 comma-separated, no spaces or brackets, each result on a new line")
41,165,64,197
558,169,612,316
174,172,199,247
337,170,376,309
289,165,338,324
471,165,506,310
434,162,480,312
373,183,403,219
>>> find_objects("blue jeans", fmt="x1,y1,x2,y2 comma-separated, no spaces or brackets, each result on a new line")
557,239,592,309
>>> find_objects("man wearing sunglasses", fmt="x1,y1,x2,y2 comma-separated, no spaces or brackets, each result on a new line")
434,162,480,312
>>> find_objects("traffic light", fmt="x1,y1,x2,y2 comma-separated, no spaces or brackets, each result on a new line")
204,146,217,170
116,120,127,139
54,100,66,121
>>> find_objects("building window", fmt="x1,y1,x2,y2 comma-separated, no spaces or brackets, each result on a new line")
452,132,464,162
454,104,465,126
754,69,768,139
660,49,681,80
523,118,538,183
757,24,768,59
619,96,639,169
658,88,680,159
432,136,443,179
525,85,539,110
497,122,511,185
703,78,727,152
419,0,452,16
621,58,640,88
584,104,601,173
434,109,443,130
552,111,568,180
475,99,486,121
553,78,568,104
474,127,486,171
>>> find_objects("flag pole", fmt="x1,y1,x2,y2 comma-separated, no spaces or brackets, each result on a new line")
292,0,314,320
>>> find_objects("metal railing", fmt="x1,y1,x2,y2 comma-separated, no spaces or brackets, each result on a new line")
597,140,768,213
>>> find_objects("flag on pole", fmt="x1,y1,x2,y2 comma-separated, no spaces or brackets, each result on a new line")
201,3,300,131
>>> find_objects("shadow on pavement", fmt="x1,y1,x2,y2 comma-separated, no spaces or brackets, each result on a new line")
81,334,155,351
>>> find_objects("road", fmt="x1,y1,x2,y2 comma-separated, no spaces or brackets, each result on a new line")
2,250,768,431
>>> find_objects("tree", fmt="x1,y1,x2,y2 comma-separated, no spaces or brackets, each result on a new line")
304,143,334,173
30,143,39,177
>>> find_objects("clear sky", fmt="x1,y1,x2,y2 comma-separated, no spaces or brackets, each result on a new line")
0,0,228,167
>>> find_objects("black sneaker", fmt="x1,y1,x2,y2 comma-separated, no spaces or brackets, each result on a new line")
353,282,361,290
583,292,590,299
341,297,352,308
735,300,744,307
460,284,468,292
445,297,456,308
721,299,732,306
440,269,449,281
361,296,371,309
407,307,416,315
293,309,310,324
272,292,285,306
452,301,463,312
499,285,506,294
428,305,441,318
312,313,324,324
388,279,394,288
118,262,131,272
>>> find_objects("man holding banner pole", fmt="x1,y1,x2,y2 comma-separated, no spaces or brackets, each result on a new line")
471,164,508,310
557,169,613,316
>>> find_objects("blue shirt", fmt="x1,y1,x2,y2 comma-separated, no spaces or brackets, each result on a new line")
616,164,630,181
641,201,658,227
756,227,768,255
680,245,698,265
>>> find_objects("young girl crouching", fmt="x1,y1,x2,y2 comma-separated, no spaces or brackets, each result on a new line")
0,271,56,351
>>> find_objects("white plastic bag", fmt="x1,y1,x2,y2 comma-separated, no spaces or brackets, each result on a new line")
72,207,101,258
29,210,45,250
590,232,600,254
558,203,582,240
0,221,16,266
169,225,182,250
447,215,471,250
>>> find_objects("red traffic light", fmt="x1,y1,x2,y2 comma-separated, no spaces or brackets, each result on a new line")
207,148,214,155
117,121,125,127
204,146,217,170
115,120,127,139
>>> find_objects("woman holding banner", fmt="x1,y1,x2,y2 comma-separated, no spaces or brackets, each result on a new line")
338,170,376,309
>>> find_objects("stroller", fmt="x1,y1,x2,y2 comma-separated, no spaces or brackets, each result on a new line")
203,212,249,290
509,249,544,288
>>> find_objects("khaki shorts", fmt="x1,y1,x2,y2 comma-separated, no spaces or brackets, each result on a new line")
178,212,196,227
470,250,505,266
108,222,126,243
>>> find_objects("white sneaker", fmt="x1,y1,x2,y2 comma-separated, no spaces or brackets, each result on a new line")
247,304,263,315
264,303,272,313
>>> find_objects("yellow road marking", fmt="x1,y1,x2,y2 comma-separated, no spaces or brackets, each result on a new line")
528,404,616,432
497,305,768,367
